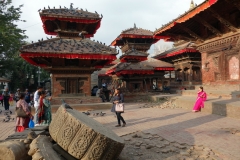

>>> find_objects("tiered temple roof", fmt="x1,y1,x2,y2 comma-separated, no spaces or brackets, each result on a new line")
106,58,174,76
20,4,117,74
20,38,117,69
119,49,148,62
111,24,159,53
154,0,240,43
39,5,102,38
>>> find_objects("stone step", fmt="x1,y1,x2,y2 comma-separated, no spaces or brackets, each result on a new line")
51,96,102,105
195,84,240,91
181,90,240,99
51,102,112,113
168,96,240,119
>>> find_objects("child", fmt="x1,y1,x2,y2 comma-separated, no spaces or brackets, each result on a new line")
9,92,14,106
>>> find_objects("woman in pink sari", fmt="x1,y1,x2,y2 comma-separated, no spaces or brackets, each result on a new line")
192,86,207,112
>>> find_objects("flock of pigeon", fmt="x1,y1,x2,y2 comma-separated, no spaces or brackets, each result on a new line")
1,110,14,123
21,38,117,55
39,3,103,19
82,111,106,117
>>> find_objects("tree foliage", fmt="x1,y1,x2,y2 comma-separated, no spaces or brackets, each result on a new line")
0,0,27,74
0,0,49,92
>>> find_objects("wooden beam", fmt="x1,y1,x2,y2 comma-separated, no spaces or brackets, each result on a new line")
177,23,205,42
164,32,195,41
224,0,240,11
194,15,222,37
208,8,237,32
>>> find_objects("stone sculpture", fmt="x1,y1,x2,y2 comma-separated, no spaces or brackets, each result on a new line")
49,105,125,160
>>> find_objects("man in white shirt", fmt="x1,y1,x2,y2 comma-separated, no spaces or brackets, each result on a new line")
33,86,43,124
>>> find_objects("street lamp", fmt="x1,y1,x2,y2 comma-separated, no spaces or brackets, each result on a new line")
36,67,41,86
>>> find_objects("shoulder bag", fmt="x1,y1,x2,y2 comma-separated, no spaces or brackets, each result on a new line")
15,105,28,118
115,103,124,112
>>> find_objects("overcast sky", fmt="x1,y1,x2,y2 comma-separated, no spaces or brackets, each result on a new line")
13,0,204,55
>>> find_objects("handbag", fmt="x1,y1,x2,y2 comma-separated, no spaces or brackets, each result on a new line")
29,119,35,128
115,103,124,112
15,106,28,118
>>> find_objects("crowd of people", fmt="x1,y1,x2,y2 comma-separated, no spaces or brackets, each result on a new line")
0,86,52,132
91,82,112,102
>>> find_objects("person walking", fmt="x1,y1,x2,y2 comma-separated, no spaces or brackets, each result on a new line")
14,88,21,103
111,88,126,127
0,93,3,107
15,93,33,132
192,86,207,112
36,91,52,125
2,88,11,112
24,89,31,104
33,86,43,124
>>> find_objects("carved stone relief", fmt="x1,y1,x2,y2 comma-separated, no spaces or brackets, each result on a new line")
49,106,125,160
56,115,82,150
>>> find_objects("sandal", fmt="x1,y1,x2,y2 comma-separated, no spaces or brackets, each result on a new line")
122,123,126,127
115,125,121,127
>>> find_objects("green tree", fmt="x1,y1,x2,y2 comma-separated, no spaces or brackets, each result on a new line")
0,0,27,76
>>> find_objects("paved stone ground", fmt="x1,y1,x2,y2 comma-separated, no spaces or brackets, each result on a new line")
91,103,240,160
1,103,240,159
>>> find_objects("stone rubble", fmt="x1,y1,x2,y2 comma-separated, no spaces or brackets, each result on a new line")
140,97,181,109
119,131,223,160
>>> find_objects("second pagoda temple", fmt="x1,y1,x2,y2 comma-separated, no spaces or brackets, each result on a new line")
20,5,118,97
106,25,174,92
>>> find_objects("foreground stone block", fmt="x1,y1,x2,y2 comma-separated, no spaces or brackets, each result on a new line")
49,105,125,160
0,140,30,160
28,135,63,160
6,128,37,140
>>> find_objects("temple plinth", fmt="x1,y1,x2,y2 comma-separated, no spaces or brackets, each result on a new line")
20,5,117,97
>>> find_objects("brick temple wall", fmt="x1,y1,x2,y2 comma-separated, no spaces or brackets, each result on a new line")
51,73,91,97
201,51,240,90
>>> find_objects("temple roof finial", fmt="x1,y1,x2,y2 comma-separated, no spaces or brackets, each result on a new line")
190,0,195,10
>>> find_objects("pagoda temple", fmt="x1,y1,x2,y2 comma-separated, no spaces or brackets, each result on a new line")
20,4,118,97
154,0,240,90
153,42,202,85
106,25,174,92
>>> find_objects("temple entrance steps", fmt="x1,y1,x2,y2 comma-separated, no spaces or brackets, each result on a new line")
173,96,240,119
150,93,240,119
51,102,112,113
51,96,102,105
181,90,240,99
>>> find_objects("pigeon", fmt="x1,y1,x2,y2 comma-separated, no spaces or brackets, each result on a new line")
100,112,106,116
61,99,73,109
82,112,90,116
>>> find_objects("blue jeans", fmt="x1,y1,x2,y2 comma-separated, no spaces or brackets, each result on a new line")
3,97,9,110
116,112,126,125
